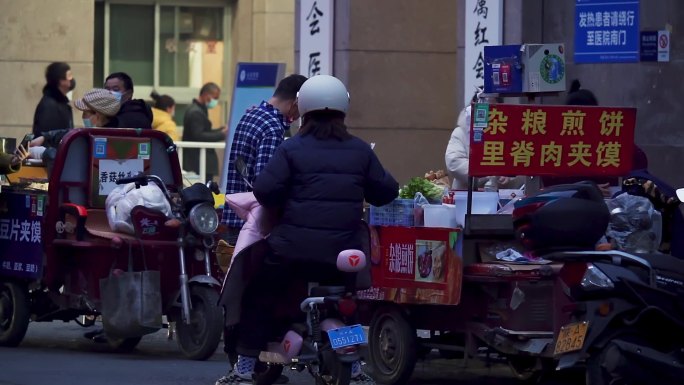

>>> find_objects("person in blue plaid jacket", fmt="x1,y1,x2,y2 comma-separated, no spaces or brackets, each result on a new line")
221,74,307,244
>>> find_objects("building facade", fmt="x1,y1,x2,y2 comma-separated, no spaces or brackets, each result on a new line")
2,0,682,187
296,0,683,187
0,0,295,148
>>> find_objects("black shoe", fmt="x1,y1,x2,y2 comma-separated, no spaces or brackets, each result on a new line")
215,372,252,385
84,328,103,339
84,328,107,343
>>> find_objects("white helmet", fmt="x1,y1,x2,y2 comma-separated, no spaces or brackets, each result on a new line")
297,75,350,117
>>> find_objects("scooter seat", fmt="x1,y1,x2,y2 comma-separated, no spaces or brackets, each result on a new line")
635,253,684,275
310,286,346,297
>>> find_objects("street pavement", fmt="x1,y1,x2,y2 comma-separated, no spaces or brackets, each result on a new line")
0,322,580,385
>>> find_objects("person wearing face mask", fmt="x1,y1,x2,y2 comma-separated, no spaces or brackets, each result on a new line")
30,88,121,149
75,88,121,128
32,62,76,136
182,82,228,180
104,72,153,129
215,74,306,377
219,74,307,242
445,88,524,191
150,91,179,142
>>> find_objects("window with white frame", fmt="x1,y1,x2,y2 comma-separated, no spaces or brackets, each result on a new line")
94,0,230,128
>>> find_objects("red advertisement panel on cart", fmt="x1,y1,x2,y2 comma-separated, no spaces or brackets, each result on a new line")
468,103,636,177
358,226,463,305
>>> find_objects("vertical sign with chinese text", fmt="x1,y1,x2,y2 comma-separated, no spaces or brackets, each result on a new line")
575,0,640,63
299,0,334,77
0,192,44,280
469,104,637,177
464,0,503,105
640,31,658,62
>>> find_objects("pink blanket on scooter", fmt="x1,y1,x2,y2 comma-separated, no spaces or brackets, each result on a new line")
223,192,275,271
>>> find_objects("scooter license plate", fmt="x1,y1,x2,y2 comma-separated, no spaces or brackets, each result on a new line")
327,324,367,350
554,321,589,355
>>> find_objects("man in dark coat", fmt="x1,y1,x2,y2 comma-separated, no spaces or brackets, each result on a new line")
104,72,153,129
32,62,75,136
182,82,227,180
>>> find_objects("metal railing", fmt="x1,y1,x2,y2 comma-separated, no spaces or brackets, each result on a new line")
174,141,225,183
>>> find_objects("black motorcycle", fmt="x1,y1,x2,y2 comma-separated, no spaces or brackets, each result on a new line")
513,182,684,385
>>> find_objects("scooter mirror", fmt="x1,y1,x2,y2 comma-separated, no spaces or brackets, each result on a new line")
235,156,249,180
677,188,684,203
206,180,220,195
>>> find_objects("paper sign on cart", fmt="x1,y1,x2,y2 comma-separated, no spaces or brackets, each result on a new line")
98,159,144,195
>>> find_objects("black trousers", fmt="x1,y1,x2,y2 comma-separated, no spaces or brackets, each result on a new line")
232,260,348,357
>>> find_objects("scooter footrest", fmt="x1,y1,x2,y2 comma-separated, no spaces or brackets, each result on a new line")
296,353,317,362
259,351,288,364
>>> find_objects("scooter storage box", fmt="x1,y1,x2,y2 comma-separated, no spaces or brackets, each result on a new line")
512,182,609,252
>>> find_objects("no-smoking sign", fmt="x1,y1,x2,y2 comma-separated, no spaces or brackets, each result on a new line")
658,30,670,62
659,34,669,49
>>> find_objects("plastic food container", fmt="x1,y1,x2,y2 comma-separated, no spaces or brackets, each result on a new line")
423,204,458,228
453,191,499,226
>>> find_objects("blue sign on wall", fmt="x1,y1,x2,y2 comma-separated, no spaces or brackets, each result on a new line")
219,62,285,194
574,0,640,63
640,31,658,62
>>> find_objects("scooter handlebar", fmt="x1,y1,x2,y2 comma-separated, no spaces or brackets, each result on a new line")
116,174,149,186
115,174,173,205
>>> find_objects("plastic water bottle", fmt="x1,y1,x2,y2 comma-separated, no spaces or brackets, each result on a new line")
484,176,498,192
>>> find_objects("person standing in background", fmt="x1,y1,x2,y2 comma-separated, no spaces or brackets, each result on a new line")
182,82,227,180
150,91,179,142
104,72,153,129
32,62,75,136
445,88,523,190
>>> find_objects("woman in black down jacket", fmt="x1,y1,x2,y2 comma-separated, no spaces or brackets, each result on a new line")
32,62,75,136
219,75,398,385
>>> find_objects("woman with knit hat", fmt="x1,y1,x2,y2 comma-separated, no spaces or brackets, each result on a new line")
74,88,121,128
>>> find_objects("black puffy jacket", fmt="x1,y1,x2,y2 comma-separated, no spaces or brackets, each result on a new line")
106,99,153,129
32,87,73,136
253,134,398,265
181,99,225,177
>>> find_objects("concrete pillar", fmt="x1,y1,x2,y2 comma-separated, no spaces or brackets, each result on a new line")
230,0,295,75
301,0,460,184
0,0,94,141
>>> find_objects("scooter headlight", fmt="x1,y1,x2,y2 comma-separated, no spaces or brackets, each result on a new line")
581,264,614,290
188,203,219,235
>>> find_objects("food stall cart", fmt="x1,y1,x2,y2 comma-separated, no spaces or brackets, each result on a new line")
358,102,637,384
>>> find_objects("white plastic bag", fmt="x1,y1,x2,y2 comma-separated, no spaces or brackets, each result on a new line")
105,182,172,235
606,194,662,253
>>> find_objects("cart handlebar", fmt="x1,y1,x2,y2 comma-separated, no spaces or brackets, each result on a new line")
116,173,174,207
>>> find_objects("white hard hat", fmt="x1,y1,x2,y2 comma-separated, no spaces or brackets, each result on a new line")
297,75,350,116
